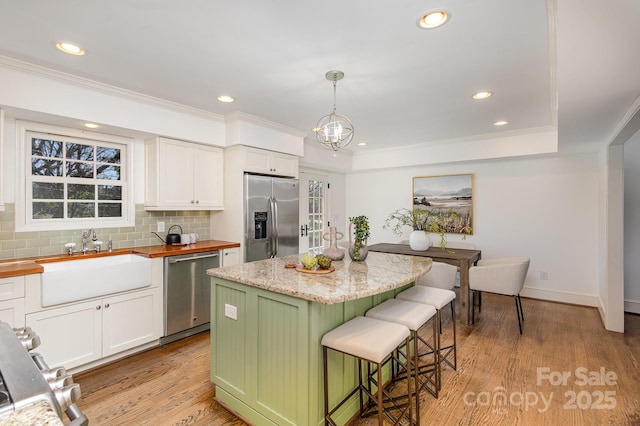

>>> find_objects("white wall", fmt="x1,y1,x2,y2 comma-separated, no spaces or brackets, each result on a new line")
345,153,601,306
624,130,640,313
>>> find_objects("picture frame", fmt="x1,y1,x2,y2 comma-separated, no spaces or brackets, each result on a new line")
412,174,474,234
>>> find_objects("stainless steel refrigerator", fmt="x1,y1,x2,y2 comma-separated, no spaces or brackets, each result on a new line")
244,173,299,262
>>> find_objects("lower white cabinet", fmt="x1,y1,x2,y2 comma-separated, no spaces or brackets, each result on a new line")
26,286,162,369
0,275,25,328
221,247,240,267
0,298,25,328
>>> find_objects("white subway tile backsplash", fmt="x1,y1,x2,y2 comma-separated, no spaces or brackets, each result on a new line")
0,204,211,260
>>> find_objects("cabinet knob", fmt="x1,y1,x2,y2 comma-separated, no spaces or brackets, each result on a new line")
104,303,110,308
96,305,101,310
191,200,195,204
195,200,199,204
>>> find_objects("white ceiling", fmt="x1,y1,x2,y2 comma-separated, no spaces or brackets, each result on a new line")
0,0,638,155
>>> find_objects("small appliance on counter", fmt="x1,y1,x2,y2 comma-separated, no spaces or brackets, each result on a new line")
0,321,88,425
152,224,183,245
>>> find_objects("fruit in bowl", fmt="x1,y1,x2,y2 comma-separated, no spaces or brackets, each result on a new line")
316,254,332,270
300,253,318,270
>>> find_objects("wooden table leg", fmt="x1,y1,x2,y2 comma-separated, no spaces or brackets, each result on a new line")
459,260,471,325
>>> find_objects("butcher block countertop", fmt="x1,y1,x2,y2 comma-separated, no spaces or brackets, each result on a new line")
0,240,240,279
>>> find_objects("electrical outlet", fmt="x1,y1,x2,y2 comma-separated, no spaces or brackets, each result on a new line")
540,270,549,280
224,303,238,320
157,221,165,232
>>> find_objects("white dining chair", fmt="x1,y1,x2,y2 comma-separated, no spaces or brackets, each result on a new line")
469,256,530,334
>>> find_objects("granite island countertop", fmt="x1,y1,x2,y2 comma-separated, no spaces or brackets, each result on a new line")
207,251,432,304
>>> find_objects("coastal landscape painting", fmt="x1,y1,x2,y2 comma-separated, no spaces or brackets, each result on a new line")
413,174,474,234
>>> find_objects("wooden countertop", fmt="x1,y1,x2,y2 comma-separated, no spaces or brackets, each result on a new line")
208,252,432,305
0,240,240,279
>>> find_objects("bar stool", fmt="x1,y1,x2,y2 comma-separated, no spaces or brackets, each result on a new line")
396,286,457,391
366,298,439,425
322,316,412,425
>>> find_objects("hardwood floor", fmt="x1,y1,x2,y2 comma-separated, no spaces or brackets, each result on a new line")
75,294,640,425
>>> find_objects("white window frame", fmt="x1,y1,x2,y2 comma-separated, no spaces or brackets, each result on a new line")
15,121,135,232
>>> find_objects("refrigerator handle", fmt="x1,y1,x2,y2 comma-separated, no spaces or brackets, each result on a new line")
269,197,279,258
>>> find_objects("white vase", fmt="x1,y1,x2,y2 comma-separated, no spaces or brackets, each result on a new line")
409,230,431,251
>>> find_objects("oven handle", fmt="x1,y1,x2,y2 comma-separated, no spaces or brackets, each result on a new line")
65,403,89,426
167,253,219,264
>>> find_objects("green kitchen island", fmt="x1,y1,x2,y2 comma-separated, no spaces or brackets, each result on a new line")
207,252,432,426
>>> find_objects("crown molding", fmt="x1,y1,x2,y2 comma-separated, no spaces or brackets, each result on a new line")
225,111,307,138
0,55,224,122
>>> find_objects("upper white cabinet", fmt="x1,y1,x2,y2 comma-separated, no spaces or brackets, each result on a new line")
244,147,298,178
145,137,223,210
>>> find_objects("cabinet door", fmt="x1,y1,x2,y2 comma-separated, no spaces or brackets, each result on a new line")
26,300,102,369
244,148,272,174
193,145,223,208
0,275,25,301
221,248,240,266
158,138,194,207
0,299,25,328
102,287,162,357
270,152,298,177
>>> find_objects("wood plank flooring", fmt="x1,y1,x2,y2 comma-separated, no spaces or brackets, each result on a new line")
75,294,640,425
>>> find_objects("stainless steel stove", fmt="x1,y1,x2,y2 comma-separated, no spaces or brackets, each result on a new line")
0,321,88,425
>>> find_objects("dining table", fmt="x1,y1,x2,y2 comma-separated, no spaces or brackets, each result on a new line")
368,242,482,324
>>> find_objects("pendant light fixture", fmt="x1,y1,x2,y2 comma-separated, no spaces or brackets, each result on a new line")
315,70,354,156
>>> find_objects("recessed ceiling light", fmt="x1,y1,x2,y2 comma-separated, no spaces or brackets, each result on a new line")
55,42,85,56
472,91,492,100
311,127,321,132
84,123,99,129
357,142,367,146
493,120,509,126
417,10,450,29
217,95,235,103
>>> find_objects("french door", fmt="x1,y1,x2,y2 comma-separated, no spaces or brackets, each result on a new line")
298,172,329,255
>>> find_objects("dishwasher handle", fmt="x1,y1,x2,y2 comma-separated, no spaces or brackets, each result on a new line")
167,253,219,264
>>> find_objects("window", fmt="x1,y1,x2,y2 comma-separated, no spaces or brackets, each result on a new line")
16,122,134,231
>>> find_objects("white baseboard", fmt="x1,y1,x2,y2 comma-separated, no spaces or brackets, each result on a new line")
520,286,599,307
624,299,640,314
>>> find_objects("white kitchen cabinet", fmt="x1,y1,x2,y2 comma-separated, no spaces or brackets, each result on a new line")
0,299,25,328
244,147,298,178
221,247,240,267
0,275,25,328
25,286,162,369
145,137,223,210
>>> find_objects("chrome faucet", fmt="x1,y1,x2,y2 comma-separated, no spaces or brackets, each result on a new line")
81,229,99,254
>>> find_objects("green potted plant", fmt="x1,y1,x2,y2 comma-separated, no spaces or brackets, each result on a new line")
383,208,471,251
348,215,370,261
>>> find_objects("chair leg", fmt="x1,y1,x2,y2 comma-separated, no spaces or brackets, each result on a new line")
514,296,523,334
471,291,475,324
518,294,524,322
450,300,457,370
478,291,482,312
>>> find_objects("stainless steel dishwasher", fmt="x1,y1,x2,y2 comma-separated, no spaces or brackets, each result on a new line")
161,250,219,345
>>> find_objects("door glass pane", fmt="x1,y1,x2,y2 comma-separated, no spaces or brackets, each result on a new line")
307,180,325,255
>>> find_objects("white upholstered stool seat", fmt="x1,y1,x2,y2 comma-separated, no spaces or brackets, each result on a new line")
366,299,439,423
396,286,457,390
322,316,413,425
